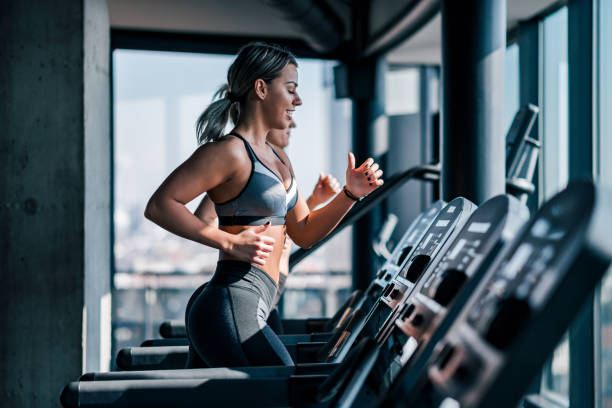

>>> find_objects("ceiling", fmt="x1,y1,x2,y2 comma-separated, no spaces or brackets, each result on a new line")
108,0,563,64
110,0,306,39
387,0,563,64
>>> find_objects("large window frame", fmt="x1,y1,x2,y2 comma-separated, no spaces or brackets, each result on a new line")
515,1,600,407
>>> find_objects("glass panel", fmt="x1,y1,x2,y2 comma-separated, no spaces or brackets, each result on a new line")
385,67,420,115
541,7,569,201
598,0,612,189
112,50,353,357
541,334,570,405
598,0,612,406
539,7,570,402
505,43,520,133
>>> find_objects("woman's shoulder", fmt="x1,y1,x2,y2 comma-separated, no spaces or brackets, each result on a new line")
194,134,249,161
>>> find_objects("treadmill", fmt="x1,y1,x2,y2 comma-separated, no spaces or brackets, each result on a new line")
319,194,529,407
381,180,612,408
112,200,449,371
60,197,478,408
112,198,474,371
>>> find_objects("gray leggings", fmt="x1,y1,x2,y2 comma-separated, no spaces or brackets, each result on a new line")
267,272,288,334
186,260,294,367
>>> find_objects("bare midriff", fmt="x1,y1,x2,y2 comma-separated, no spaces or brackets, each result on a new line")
219,224,287,283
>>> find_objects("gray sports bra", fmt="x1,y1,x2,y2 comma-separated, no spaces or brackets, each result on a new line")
215,132,298,226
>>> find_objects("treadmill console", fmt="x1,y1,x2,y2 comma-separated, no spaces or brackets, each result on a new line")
401,198,478,284
333,196,528,408
399,181,612,408
377,200,447,284
376,198,477,336
399,195,528,345
327,199,475,364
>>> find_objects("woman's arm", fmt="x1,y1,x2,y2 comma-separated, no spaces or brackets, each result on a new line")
279,174,338,269
194,194,219,227
286,152,383,249
144,138,275,265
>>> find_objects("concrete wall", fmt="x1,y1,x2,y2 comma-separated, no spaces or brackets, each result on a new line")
84,0,112,374
0,1,110,406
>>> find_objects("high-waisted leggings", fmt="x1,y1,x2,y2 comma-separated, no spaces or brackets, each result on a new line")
266,272,287,334
186,260,294,367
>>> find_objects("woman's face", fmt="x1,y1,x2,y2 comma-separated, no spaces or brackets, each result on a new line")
267,121,295,148
261,63,302,131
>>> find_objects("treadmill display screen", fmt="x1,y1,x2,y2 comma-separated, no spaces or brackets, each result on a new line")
399,198,473,283
465,198,582,338
467,222,491,234
421,199,510,298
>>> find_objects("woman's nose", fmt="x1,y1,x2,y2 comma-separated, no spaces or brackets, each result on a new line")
293,92,302,106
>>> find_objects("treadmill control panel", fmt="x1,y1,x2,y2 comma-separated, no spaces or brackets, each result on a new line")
384,196,527,389
372,198,477,346
415,181,612,408
421,196,524,307
401,198,477,283
466,194,584,348
381,279,411,309
390,201,446,268
330,196,529,408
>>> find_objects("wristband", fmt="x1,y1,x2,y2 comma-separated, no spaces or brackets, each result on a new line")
343,186,362,202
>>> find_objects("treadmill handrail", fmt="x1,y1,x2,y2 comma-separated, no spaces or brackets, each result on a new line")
289,163,441,269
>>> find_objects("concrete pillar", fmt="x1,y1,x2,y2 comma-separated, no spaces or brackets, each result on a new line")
0,1,110,406
349,58,386,290
568,0,595,406
419,65,439,206
440,0,506,204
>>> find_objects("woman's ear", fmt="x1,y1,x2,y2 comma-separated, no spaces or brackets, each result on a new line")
254,79,267,100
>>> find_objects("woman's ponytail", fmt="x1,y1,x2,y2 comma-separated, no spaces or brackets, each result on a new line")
195,84,237,145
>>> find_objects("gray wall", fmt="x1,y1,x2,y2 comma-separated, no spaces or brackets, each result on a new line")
0,1,110,406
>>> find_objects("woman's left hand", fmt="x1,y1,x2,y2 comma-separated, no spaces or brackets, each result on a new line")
310,173,341,206
345,152,384,199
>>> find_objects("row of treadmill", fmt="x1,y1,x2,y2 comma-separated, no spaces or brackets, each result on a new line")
60,105,612,407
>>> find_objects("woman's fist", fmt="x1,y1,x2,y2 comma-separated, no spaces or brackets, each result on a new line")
310,173,341,207
229,222,276,266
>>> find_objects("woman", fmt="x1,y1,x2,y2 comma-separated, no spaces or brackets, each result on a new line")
192,122,341,335
145,42,383,367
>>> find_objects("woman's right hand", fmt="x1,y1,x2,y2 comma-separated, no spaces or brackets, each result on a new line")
345,152,384,199
229,222,276,266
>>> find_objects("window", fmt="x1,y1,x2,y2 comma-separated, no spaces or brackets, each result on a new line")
112,50,353,355
541,8,569,201
505,43,520,133
596,0,612,188
541,335,570,405
385,67,420,115
597,0,612,406
539,6,570,402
